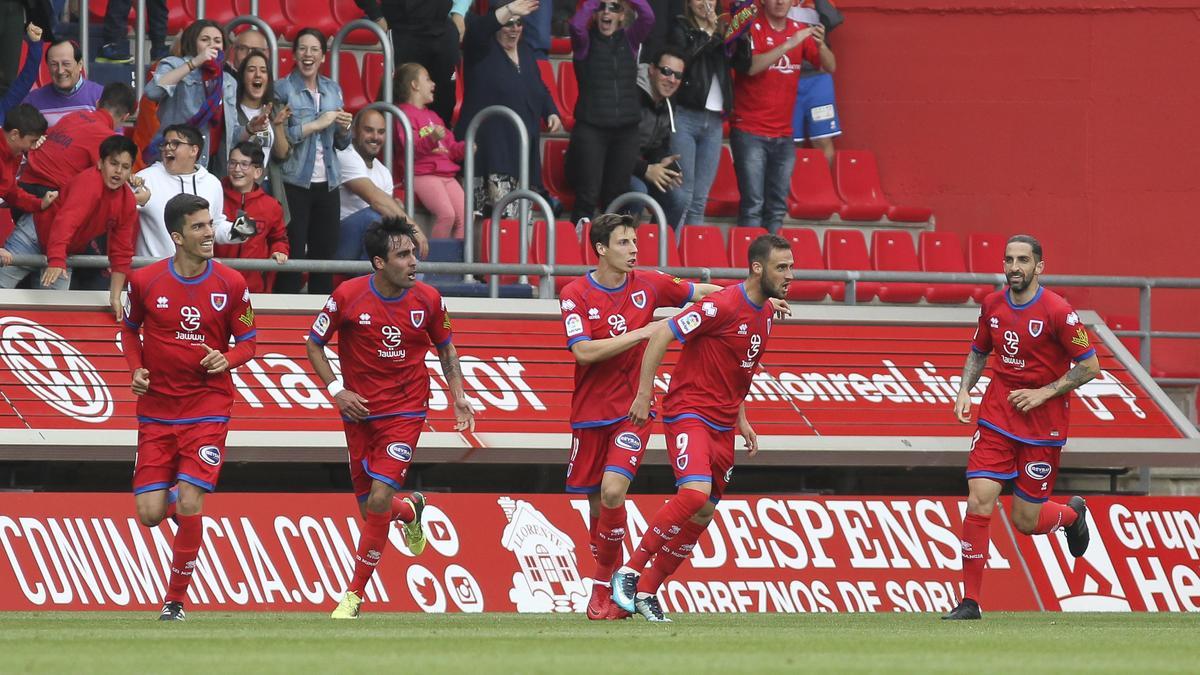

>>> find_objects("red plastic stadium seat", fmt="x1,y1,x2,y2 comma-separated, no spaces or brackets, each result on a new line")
362,53,384,101
282,0,338,38
557,61,578,130
234,0,288,26
530,220,583,292
823,229,879,302
705,147,740,217
170,0,197,34
541,139,574,213
833,150,932,223
580,219,597,264
188,0,237,24
679,225,726,268
332,0,375,44
637,223,682,268
777,227,836,301
788,148,843,220
323,52,367,112
277,50,295,77
918,231,978,304
452,64,464,128
967,233,1006,302
870,231,928,303
550,37,572,55
480,219,525,285
726,226,767,270
537,61,568,131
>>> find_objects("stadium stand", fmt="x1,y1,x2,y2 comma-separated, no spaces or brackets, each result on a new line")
967,232,1007,302
529,220,584,292
917,231,982,304
788,148,843,220
705,146,740,218
833,150,933,223
870,230,929,303
778,227,837,301
824,229,880,302
637,222,682,268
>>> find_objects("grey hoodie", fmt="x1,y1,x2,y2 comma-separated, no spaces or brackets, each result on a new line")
634,62,676,179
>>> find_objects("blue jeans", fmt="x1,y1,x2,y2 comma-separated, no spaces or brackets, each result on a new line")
669,107,724,228
336,207,382,261
0,214,68,290
730,128,795,233
628,176,679,226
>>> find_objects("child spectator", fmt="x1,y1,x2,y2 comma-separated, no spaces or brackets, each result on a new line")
397,62,467,239
214,141,289,293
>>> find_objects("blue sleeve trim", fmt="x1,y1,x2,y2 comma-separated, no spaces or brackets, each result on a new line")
567,335,591,349
124,318,141,330
361,460,404,491
1013,486,1049,504
970,344,988,355
234,329,257,342
675,474,714,487
436,335,453,349
978,419,1067,447
132,481,172,496
565,484,601,494
668,318,686,344
603,465,636,481
138,415,230,425
965,470,1018,482
682,282,696,306
1073,348,1096,362
663,413,733,432
177,473,216,493
308,330,329,346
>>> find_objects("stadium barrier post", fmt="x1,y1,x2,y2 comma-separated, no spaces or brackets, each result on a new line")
134,0,145,111
488,189,556,298
604,192,669,266
80,0,89,75
331,20,395,186
464,106,530,282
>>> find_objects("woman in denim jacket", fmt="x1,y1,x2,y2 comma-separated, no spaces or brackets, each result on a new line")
272,27,353,295
145,19,236,174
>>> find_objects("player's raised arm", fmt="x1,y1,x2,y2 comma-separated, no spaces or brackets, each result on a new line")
629,320,674,425
437,341,475,432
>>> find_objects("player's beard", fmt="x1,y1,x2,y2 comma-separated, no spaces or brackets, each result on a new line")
1008,273,1032,293
763,276,787,301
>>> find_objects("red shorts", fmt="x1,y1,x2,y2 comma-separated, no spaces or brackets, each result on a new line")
665,417,735,503
966,425,1062,503
566,419,650,493
133,421,228,494
344,414,424,501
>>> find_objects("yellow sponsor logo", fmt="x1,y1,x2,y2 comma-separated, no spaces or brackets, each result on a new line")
672,277,682,285
443,313,452,331
238,307,255,328
1071,327,1090,348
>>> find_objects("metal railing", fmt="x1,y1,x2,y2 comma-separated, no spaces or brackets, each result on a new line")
605,192,669,265
363,103,415,217
463,106,530,280
331,20,395,171
225,16,280,79
487,189,557,297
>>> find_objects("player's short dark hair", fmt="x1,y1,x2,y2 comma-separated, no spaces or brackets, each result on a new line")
588,213,637,256
45,39,83,64
231,140,265,167
99,134,138,162
651,46,687,69
1007,234,1043,261
747,234,791,268
165,194,211,236
364,216,419,265
98,82,137,117
3,103,48,136
161,123,204,148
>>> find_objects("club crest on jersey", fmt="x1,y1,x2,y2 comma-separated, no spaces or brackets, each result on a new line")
631,290,647,309
210,293,227,311
1066,311,1080,326
614,432,642,451
1025,461,1052,480
387,443,413,462
197,445,221,467
411,310,425,328
675,453,688,471
1028,319,1044,337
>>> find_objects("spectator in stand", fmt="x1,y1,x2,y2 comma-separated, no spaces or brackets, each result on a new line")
730,0,827,233
355,0,471,126
0,24,44,125
21,82,136,195
397,63,467,240
788,4,839,166
335,108,425,261
223,49,291,172
0,136,144,313
144,20,236,175
0,104,55,231
456,0,561,221
21,39,104,127
273,27,353,295
226,27,270,76
490,0,552,60
566,0,655,225
669,0,751,229
214,141,289,293
134,124,244,259
629,48,684,223
95,0,169,64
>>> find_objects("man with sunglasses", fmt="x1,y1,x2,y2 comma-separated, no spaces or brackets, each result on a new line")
630,47,686,223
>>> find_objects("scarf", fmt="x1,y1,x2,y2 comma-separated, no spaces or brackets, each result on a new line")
143,52,227,164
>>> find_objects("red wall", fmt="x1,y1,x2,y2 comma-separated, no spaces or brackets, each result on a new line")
830,1,1200,373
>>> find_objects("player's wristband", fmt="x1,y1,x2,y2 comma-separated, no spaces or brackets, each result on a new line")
327,380,345,397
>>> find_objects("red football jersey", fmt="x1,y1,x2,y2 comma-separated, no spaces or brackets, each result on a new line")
123,259,256,422
309,276,451,419
559,269,694,427
970,287,1096,445
732,17,820,137
663,283,774,429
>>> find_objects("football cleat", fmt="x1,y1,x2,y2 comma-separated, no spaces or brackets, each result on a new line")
158,601,185,621
1064,496,1090,557
331,590,363,619
634,595,671,623
586,583,612,621
610,568,639,613
942,598,981,620
402,492,427,556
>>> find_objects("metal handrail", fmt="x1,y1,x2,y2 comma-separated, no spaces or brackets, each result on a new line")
225,17,280,80
134,0,145,109
80,0,90,76
605,192,669,266
331,20,395,174
463,106,530,280
487,190,557,298
197,0,206,19
363,102,416,217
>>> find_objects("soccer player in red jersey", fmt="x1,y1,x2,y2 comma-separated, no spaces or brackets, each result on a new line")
944,235,1098,620
560,214,761,621
307,216,475,620
120,193,257,621
612,234,793,622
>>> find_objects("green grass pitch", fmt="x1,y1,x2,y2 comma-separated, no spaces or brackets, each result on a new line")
2,612,1198,674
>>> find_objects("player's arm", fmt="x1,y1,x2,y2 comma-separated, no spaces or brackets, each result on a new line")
736,403,758,457
569,321,663,365
954,348,989,424
107,272,126,324
437,341,476,432
1008,353,1100,413
119,283,149,395
628,321,674,426
306,336,370,422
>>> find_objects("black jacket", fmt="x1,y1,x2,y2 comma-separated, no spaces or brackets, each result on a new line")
573,29,641,129
667,21,750,116
355,0,454,35
634,64,674,179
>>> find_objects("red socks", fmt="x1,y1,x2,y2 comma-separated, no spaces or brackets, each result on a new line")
348,510,391,596
164,513,203,602
960,512,991,602
592,504,628,582
1033,500,1078,534
637,519,707,595
390,495,415,523
627,488,709,572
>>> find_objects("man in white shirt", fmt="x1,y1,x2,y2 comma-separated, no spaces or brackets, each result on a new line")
335,109,425,260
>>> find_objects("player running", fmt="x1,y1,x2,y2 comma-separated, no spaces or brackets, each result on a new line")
612,233,793,622
121,194,257,621
944,234,1097,620
307,217,475,620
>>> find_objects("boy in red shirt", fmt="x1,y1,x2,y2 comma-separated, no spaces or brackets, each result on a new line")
213,141,289,293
